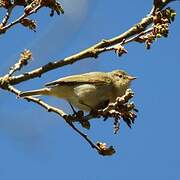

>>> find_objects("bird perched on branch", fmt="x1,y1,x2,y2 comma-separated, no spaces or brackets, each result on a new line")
19,70,136,111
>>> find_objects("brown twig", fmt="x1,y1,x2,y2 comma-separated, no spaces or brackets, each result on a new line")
7,85,67,117
150,0,179,15
0,5,41,34
95,27,154,56
1,5,14,26
8,49,32,77
0,0,64,34
123,27,154,44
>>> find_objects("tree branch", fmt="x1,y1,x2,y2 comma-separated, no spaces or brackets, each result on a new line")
0,15,155,85
0,0,64,34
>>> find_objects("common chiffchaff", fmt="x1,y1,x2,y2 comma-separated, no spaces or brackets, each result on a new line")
19,70,136,111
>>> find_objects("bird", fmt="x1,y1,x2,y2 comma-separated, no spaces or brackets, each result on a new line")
19,70,136,111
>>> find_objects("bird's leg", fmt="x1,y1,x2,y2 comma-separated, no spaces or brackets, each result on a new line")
74,100,92,129
95,99,110,110
69,102,77,115
90,100,110,121
69,101,90,129
79,99,109,112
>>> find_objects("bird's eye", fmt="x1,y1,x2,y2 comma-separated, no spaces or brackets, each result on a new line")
119,74,123,78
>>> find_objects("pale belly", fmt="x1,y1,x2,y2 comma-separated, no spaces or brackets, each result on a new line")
49,84,126,112
69,84,114,111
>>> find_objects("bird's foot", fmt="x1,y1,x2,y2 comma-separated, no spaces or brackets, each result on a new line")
69,103,90,129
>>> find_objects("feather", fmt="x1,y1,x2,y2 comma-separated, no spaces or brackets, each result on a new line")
45,72,112,87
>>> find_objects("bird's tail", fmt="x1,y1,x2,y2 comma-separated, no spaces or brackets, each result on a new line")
19,88,50,97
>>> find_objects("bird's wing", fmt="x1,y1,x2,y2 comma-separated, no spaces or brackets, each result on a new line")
45,72,112,87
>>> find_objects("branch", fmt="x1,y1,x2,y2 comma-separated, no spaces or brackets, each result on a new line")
8,49,32,77
0,15,155,85
150,0,180,15
1,5,14,26
0,2,176,86
0,0,64,34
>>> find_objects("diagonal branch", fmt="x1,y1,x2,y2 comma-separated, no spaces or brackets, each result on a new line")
3,16,155,86
0,0,176,86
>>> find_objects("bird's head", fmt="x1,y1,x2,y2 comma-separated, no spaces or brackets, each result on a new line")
110,69,136,90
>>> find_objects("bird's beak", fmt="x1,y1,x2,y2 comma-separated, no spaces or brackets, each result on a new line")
127,75,137,81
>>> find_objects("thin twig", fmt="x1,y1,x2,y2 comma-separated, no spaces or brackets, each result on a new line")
0,5,41,34
7,50,32,77
7,85,67,117
66,121,100,150
1,5,14,26
123,27,154,44
95,28,154,55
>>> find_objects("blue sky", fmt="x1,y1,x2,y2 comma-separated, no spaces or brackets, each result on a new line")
0,0,180,179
